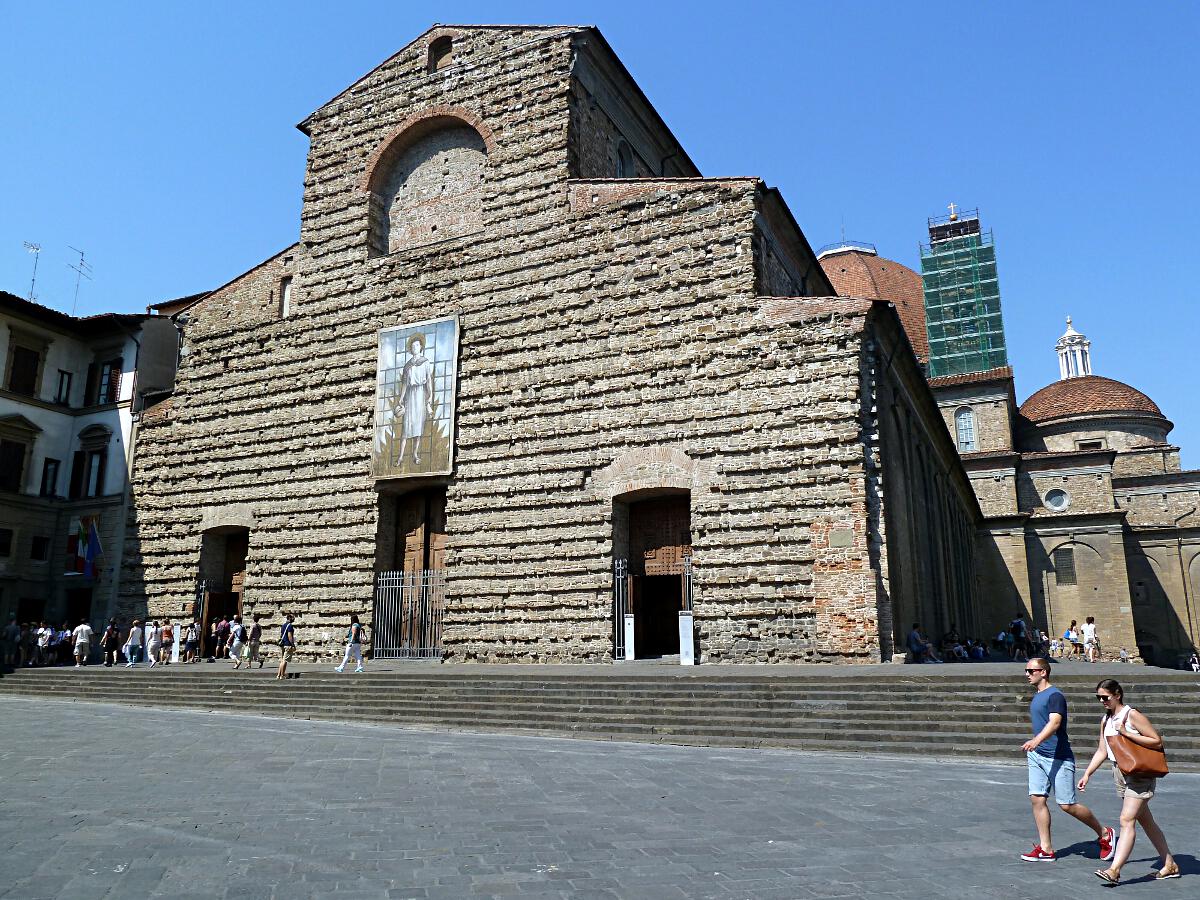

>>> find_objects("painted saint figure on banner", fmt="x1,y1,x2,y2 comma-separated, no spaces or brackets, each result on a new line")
374,316,459,478
400,333,434,465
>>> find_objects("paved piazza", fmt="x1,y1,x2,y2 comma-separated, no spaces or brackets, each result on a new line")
1,697,1195,899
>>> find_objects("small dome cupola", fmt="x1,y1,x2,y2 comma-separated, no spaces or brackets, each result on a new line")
1056,315,1092,379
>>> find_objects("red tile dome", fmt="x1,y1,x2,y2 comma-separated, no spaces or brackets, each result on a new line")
1019,375,1163,423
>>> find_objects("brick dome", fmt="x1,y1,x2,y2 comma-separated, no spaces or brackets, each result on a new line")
1019,375,1163,423
818,248,928,362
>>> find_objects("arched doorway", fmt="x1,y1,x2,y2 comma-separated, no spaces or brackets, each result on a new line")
613,491,692,659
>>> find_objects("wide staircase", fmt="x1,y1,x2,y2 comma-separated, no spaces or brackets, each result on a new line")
2,665,1198,769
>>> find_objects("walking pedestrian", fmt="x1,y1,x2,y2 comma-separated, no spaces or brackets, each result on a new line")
124,619,144,667
71,619,94,668
246,613,263,669
35,621,55,666
1010,615,1029,662
145,620,162,668
182,618,200,663
1190,651,1199,673
335,615,366,673
1079,679,1179,884
100,620,121,667
276,613,296,680
1019,657,1114,863
160,620,175,665
229,615,248,669
1082,616,1099,663
208,617,220,661
215,616,230,660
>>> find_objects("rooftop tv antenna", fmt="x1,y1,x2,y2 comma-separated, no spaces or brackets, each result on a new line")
66,245,93,315
23,241,41,301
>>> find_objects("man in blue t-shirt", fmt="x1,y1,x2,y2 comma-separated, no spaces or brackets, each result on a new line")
1019,657,1114,863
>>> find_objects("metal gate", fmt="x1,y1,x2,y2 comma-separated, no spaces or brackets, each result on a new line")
373,569,446,659
613,558,629,659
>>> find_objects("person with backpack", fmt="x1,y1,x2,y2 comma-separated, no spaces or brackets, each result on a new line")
229,615,249,669
334,615,366,674
183,619,200,663
276,614,296,680
100,620,122,667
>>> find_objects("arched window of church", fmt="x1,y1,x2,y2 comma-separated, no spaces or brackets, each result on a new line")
428,37,453,73
616,140,634,178
954,406,976,452
367,120,488,256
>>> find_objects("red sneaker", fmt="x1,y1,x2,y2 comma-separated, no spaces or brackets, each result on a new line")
1098,826,1115,862
1021,845,1056,862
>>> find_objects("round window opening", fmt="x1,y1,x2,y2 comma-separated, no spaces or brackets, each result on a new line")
1044,489,1070,512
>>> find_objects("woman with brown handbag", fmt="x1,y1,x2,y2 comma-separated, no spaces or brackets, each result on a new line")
1077,679,1179,884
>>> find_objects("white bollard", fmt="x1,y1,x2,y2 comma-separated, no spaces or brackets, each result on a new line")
623,613,636,661
678,612,695,665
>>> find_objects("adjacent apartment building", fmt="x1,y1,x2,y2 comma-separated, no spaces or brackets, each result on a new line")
0,291,177,627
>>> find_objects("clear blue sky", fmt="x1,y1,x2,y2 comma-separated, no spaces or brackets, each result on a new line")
3,2,1197,463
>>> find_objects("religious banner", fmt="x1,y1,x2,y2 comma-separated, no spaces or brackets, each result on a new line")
373,316,459,478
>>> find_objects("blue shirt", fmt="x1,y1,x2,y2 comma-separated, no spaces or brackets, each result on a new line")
1029,686,1072,759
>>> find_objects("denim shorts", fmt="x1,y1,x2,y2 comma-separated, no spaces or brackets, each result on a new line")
1027,751,1077,804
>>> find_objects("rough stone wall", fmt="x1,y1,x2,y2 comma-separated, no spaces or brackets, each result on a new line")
1114,474,1200,528
1017,466,1114,515
376,125,488,253
870,309,982,652
1112,445,1180,478
754,229,806,299
966,470,1018,516
125,25,976,665
567,80,657,179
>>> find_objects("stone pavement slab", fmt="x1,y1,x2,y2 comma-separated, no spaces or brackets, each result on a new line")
0,696,1196,899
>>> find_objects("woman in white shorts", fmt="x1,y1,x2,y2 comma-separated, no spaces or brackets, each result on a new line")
1077,679,1178,884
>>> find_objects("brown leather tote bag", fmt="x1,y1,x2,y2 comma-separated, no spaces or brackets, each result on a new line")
1106,729,1169,779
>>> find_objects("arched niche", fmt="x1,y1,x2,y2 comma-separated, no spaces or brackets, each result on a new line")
363,109,495,256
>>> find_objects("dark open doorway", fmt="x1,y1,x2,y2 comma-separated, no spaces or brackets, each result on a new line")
198,527,250,657
614,491,692,660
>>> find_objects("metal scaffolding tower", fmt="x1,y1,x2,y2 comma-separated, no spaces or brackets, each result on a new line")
920,207,1009,378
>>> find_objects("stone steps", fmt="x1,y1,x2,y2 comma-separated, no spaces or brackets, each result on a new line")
13,682,1200,734
3,667,1197,769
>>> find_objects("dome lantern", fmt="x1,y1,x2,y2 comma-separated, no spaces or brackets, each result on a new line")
1056,315,1092,379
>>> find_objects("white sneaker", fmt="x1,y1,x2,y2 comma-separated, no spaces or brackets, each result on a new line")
149,660,156,667
334,666,344,673
354,667,364,674
125,663,133,668
74,664,82,668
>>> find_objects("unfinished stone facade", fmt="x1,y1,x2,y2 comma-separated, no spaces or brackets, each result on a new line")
122,25,981,664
